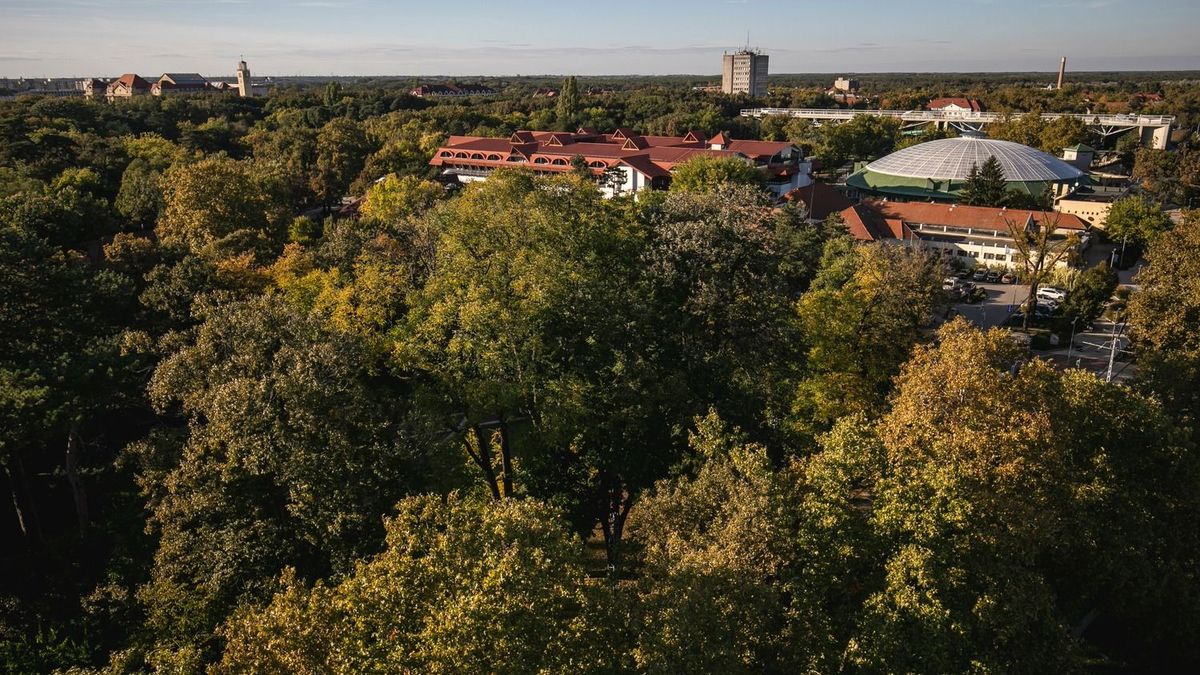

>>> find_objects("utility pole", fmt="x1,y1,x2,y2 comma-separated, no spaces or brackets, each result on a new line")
1106,321,1119,383
1066,316,1079,367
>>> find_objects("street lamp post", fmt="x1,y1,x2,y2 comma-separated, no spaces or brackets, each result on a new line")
1066,316,1080,367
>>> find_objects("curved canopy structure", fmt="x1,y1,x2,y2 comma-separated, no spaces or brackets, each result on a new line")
846,137,1086,202
865,137,1084,182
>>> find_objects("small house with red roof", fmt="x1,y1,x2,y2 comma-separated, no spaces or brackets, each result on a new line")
106,74,151,99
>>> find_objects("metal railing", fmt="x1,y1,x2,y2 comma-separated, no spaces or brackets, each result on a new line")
740,108,1175,126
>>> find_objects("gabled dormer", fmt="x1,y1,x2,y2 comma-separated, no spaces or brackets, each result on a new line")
622,136,648,150
708,132,729,150
682,130,706,144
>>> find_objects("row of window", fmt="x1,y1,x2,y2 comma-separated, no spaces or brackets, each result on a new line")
438,150,612,169
951,250,1014,262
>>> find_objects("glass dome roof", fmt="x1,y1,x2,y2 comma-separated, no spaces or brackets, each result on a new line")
865,137,1084,182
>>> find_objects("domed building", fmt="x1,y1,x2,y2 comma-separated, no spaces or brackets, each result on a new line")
845,136,1086,202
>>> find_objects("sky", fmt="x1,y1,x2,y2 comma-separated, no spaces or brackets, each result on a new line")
1,0,1199,78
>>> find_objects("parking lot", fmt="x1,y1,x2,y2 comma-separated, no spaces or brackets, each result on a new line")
949,280,1025,330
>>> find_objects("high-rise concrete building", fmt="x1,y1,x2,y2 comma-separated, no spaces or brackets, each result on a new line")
721,50,768,97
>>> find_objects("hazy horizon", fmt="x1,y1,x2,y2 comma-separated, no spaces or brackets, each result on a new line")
2,0,1199,79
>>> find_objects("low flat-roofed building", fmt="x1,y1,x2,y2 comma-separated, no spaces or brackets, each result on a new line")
430,127,811,198
841,200,1088,270
1054,184,1130,228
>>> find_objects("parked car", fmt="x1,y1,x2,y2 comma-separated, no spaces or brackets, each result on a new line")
956,268,972,279
985,270,1001,283
972,268,988,281
1037,287,1067,302
1001,272,1015,284
942,277,960,291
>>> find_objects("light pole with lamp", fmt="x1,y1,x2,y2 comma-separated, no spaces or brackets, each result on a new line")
1066,315,1080,367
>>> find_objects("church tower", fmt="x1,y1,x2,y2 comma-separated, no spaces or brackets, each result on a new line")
236,59,250,97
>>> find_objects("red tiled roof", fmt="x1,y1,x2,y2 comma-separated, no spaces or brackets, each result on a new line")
724,139,792,161
619,155,671,179
430,129,800,184
840,203,912,241
782,182,853,220
927,97,983,112
111,73,150,89
708,131,730,146
840,200,1087,241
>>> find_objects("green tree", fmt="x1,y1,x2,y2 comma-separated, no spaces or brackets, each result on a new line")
133,295,420,652
557,75,580,128
1105,194,1172,247
217,495,620,674
1038,116,1090,154
960,156,1009,207
396,170,651,560
1059,262,1117,327
669,155,764,193
0,225,135,542
858,320,1082,672
322,80,341,107
159,156,285,261
115,158,163,227
893,125,955,150
987,112,1046,148
245,112,319,207
855,319,1200,671
310,117,372,210
629,411,865,673
792,241,945,435
1128,210,1200,428
820,114,902,167
359,174,444,225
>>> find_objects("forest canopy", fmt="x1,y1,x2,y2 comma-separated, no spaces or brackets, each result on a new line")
2,76,1200,673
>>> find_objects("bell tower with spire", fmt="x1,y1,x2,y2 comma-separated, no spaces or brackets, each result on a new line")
236,57,250,97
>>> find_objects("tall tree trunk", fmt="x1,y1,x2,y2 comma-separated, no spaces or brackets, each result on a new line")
64,422,90,535
470,426,502,500
598,477,633,574
497,420,514,499
5,448,43,544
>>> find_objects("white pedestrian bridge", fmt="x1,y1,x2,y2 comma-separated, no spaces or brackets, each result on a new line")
740,108,1174,149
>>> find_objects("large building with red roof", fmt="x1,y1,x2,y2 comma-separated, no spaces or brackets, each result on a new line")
429,128,811,198
927,97,984,113
840,200,1089,270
